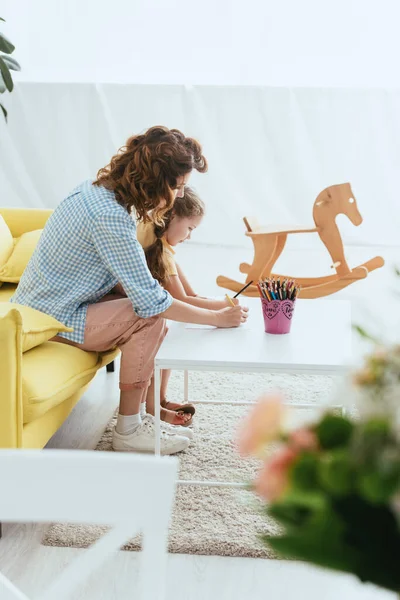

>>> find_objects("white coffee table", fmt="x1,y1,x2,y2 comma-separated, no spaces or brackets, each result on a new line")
154,298,352,485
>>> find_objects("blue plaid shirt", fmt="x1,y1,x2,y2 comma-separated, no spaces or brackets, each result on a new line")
10,180,173,343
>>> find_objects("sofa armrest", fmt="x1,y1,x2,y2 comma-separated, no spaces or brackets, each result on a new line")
0,309,23,448
0,207,53,237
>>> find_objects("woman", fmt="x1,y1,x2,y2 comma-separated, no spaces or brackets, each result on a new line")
11,126,248,455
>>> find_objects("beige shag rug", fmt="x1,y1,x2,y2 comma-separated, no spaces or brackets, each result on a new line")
42,371,334,558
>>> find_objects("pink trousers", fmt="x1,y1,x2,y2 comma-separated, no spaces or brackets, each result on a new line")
54,291,166,391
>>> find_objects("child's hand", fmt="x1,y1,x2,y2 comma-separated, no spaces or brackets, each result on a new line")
215,305,249,328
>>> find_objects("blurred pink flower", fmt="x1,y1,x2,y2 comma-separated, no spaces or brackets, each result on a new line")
289,428,319,452
237,395,284,457
255,446,298,502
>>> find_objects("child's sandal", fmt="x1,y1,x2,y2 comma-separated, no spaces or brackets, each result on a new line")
161,400,195,426
161,400,196,416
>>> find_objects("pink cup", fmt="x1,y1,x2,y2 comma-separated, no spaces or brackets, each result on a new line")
261,298,296,334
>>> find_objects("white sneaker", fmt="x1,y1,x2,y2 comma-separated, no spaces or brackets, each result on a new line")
112,418,190,455
144,414,194,440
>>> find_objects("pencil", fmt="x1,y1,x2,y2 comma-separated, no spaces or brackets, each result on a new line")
233,280,253,298
225,294,235,307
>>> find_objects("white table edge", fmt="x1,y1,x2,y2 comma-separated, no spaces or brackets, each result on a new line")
154,359,350,375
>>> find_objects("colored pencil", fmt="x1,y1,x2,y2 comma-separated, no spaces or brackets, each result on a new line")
257,277,299,302
225,294,235,307
233,280,253,298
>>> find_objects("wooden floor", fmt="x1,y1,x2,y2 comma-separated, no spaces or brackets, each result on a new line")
0,245,397,599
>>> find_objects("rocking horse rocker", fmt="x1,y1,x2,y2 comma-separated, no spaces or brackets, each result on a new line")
217,183,384,299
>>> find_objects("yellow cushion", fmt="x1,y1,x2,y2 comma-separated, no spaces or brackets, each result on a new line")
0,303,73,352
0,229,42,283
0,215,14,268
0,283,17,302
22,341,100,423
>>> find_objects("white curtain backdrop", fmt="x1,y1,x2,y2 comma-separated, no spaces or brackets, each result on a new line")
1,0,400,248
1,82,400,248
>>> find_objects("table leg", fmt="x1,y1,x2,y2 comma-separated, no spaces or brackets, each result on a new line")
184,370,189,403
154,366,161,457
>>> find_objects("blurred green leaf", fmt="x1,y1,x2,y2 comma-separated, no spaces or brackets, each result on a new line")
1,55,20,71
0,102,7,120
315,414,354,450
0,32,15,54
352,324,380,344
354,419,395,466
360,418,391,443
318,450,354,496
291,453,319,491
266,493,400,591
358,468,400,504
267,501,313,528
266,503,358,570
266,533,357,573
333,495,400,590
0,72,6,93
0,56,13,91
267,490,327,527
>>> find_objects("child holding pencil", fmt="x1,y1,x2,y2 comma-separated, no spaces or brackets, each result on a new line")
138,187,241,426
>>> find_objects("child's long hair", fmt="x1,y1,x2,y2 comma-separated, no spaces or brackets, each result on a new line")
145,187,205,284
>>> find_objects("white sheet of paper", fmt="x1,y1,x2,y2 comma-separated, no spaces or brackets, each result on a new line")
184,324,216,329
184,322,249,330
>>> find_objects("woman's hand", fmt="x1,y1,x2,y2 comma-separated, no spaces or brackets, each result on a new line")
214,305,249,328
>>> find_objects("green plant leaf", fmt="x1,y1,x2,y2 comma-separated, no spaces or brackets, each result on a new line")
0,56,13,91
360,417,391,442
318,450,354,496
0,32,15,54
291,453,319,491
1,55,20,71
265,532,357,573
0,18,5,23
332,495,400,591
357,469,400,504
266,503,358,569
267,493,400,592
352,324,380,344
0,102,7,120
0,72,6,93
267,490,327,527
315,414,354,450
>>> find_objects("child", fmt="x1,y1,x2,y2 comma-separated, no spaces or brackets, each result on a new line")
137,187,238,426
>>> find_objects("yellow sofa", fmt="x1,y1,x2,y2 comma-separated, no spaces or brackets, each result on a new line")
0,207,119,449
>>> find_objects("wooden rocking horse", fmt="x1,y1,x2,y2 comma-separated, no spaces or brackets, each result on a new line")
217,183,384,299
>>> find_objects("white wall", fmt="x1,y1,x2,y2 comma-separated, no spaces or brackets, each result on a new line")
2,0,400,86
1,1,400,249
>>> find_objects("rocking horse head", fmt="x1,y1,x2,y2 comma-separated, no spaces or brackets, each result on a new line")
313,183,363,227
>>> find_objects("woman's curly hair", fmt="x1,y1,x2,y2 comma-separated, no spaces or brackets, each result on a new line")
145,187,205,284
93,126,207,223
